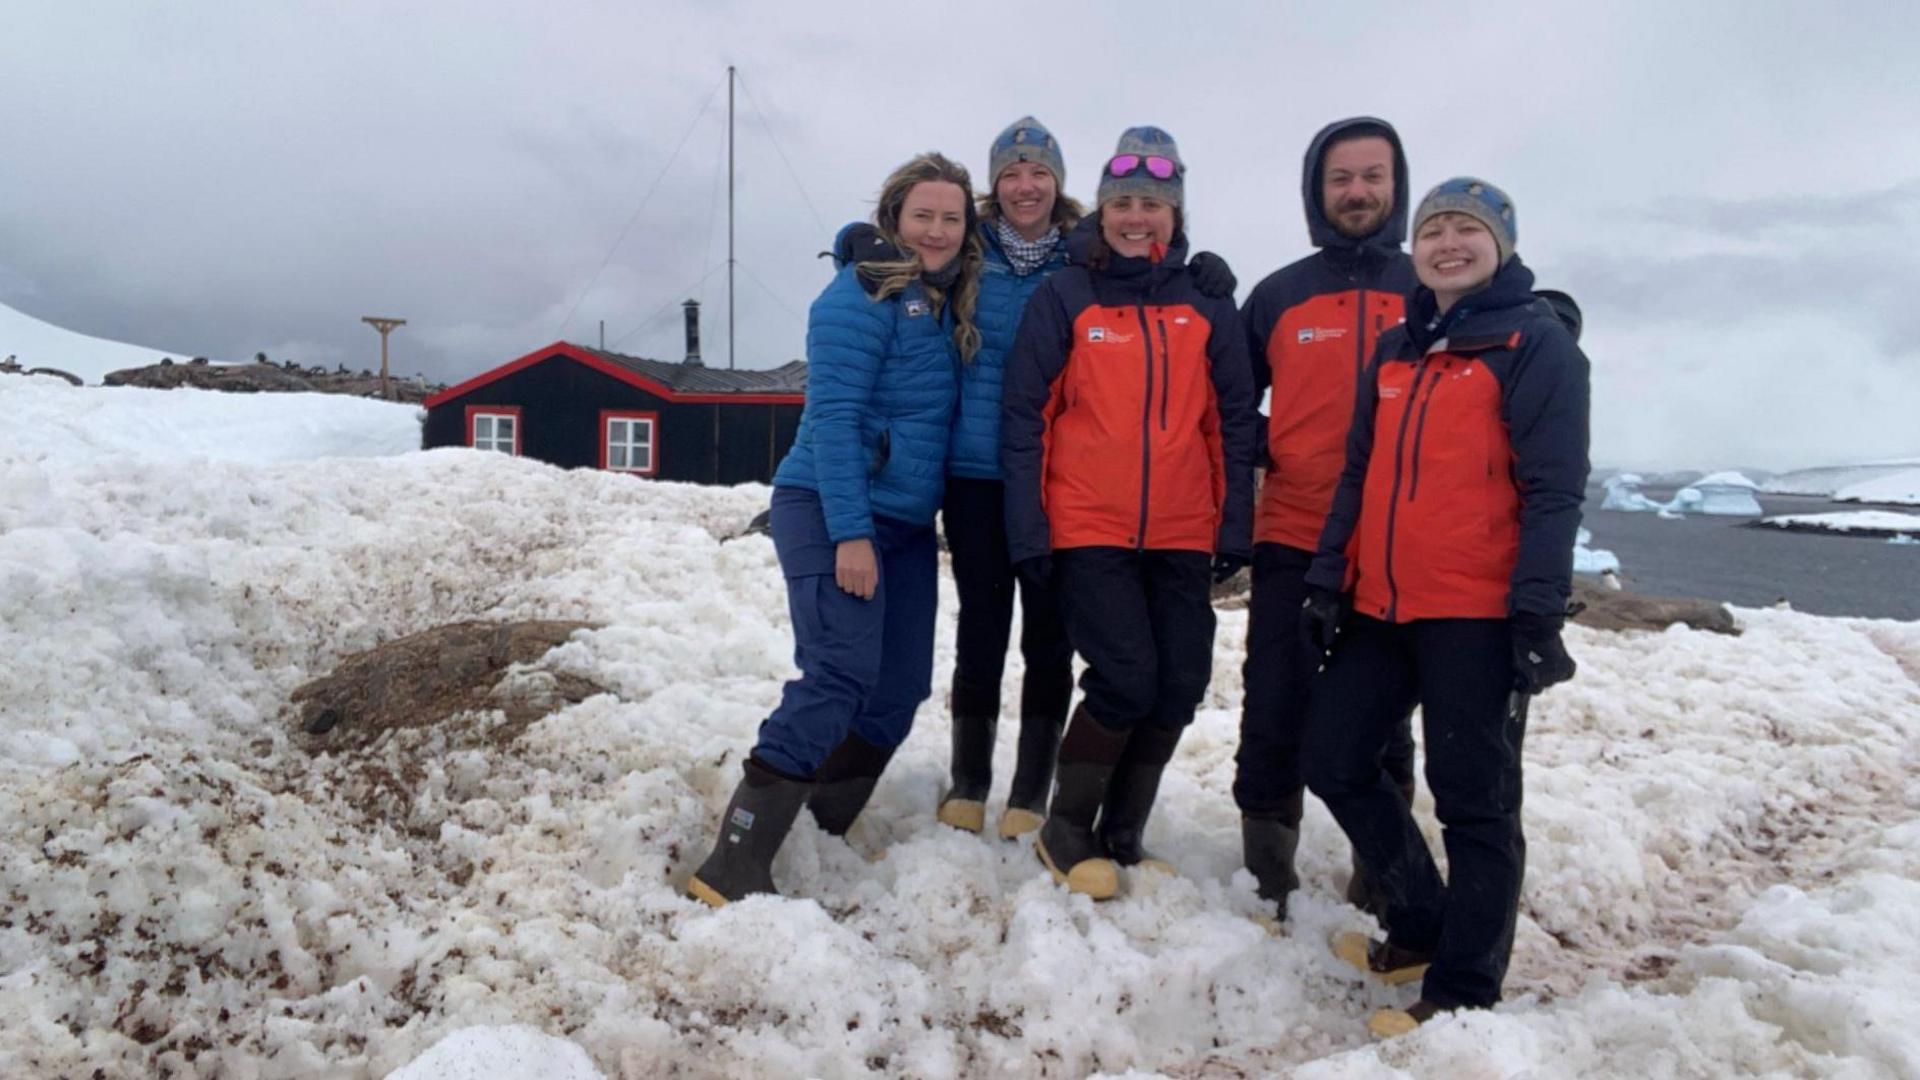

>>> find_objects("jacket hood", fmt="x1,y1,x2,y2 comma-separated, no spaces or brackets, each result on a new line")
1303,116,1409,255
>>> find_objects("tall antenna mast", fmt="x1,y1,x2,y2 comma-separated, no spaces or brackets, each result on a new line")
727,65,736,371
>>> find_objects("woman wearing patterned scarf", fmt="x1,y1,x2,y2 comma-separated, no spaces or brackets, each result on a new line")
932,116,1084,841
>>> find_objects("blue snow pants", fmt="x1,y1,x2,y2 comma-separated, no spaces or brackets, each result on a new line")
751,485,939,779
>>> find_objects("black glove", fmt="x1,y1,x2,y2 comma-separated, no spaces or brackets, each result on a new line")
831,222,903,271
1510,612,1577,694
1300,588,1344,663
1015,555,1054,592
1211,552,1248,585
1188,250,1238,300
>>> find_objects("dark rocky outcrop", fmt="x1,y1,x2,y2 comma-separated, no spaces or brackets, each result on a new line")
291,619,607,753
104,359,444,403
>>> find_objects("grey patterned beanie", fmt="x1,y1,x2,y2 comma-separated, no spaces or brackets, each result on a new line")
988,116,1066,192
1095,125,1184,208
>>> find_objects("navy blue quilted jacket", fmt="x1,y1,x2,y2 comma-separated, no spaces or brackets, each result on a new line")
947,223,1070,480
774,265,961,540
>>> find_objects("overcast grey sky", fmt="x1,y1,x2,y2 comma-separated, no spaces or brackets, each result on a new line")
4,1,1917,470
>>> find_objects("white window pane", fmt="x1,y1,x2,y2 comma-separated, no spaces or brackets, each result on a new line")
497,416,515,439
634,421,652,448
475,416,494,441
635,444,652,471
610,445,628,469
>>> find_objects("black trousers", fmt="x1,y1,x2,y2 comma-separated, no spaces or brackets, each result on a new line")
941,477,1073,720
1302,614,1525,1009
1054,547,1215,732
1234,543,1416,813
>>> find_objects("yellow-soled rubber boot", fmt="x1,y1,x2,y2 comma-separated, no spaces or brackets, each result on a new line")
1332,931,1433,986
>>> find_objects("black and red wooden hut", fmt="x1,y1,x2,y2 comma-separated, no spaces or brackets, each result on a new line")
422,312,805,485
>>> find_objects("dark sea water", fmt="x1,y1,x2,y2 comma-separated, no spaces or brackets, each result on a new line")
1579,488,1919,621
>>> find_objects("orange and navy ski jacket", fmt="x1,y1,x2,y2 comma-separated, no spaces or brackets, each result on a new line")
1001,221,1260,566
1306,258,1591,622
1243,117,1416,553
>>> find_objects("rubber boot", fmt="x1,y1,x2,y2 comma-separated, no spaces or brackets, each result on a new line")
1034,704,1128,899
1243,787,1304,911
937,683,998,833
688,757,811,907
1346,771,1418,917
998,711,1063,839
1096,722,1183,875
806,731,896,837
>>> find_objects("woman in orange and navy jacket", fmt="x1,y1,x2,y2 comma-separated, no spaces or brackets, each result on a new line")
1002,126,1259,900
1299,178,1590,1036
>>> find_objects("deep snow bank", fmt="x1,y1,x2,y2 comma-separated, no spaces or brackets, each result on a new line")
2,447,1917,1078
3,375,421,466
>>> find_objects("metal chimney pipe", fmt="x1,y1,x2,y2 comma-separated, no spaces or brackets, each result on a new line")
683,299,703,367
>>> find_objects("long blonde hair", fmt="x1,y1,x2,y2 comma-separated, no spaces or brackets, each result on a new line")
862,152,984,362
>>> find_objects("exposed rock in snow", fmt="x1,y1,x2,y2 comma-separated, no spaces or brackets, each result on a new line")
1758,510,1920,538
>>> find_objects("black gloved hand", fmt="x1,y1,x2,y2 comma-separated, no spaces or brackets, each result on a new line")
1210,552,1248,585
1299,588,1344,664
1510,612,1577,694
832,222,904,271
1188,250,1238,300
1015,555,1054,592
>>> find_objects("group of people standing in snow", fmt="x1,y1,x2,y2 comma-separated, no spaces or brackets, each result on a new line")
686,113,1590,1038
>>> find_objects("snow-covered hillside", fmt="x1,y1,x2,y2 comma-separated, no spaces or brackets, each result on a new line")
3,391,1918,1077
2,297,194,384
3,375,420,465
1838,468,1920,507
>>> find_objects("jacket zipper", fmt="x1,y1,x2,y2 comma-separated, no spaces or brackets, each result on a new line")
1135,304,1156,549
1380,357,1429,622
1405,361,1445,502
1156,319,1172,430
1355,287,1368,381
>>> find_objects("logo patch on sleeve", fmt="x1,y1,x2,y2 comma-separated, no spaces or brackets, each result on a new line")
904,299,930,317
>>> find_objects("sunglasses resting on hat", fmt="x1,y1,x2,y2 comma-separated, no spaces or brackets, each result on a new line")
1106,154,1181,180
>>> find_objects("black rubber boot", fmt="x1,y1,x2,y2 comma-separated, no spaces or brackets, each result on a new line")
1034,704,1128,899
1346,772,1418,917
937,683,999,833
998,711,1064,839
806,731,896,837
1243,787,1304,910
1096,723,1183,873
688,757,811,907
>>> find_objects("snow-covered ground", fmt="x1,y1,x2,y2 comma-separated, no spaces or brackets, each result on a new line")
2,298,198,384
4,389,1920,1078
1838,468,1920,508
1764,459,1920,500
1759,510,1920,537
2,375,421,466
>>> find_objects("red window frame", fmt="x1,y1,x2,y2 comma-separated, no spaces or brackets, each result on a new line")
465,405,523,455
599,409,660,475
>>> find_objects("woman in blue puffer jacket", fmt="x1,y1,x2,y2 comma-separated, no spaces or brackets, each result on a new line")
688,152,984,907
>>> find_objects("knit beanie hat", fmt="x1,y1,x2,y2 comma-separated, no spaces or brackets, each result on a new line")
1412,177,1516,264
988,116,1066,191
1095,125,1184,208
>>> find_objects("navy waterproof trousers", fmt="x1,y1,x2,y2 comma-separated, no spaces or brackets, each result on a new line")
1302,614,1525,1009
1054,547,1214,732
752,486,938,778
1235,542,1417,814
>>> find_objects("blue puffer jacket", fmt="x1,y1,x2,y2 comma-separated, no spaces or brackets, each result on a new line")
947,223,1070,480
774,264,961,541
